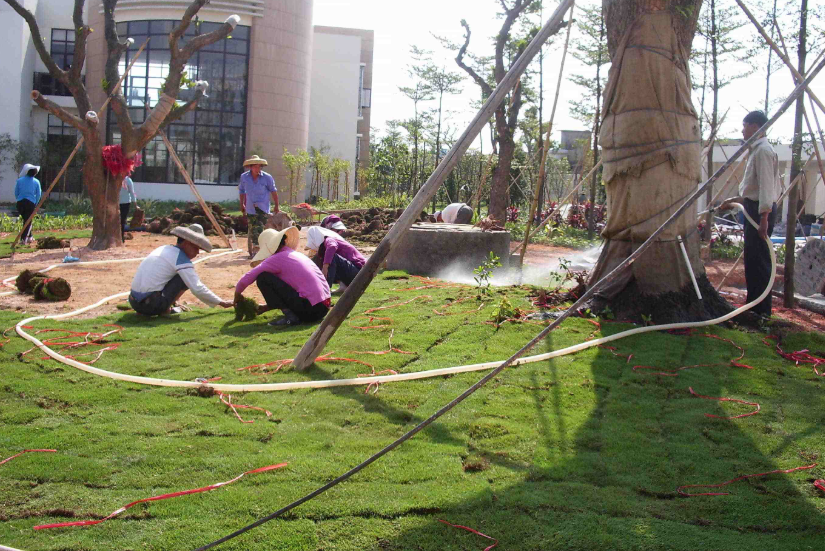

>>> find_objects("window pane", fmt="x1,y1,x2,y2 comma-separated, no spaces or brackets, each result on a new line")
129,21,149,34
117,22,127,35
219,127,243,183
222,112,244,127
224,55,246,79
232,26,249,40
150,20,174,34
194,127,220,184
66,30,76,41
52,42,66,55
52,29,66,41
225,37,246,54
196,110,220,126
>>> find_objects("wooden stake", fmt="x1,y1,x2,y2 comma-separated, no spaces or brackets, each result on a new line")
290,0,576,370
159,131,232,249
734,0,825,115
519,1,576,267
10,38,150,257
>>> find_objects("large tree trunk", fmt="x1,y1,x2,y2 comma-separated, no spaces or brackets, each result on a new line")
490,134,516,222
587,0,730,323
83,133,124,250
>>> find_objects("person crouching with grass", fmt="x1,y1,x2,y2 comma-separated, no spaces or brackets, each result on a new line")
235,227,331,327
129,224,233,316
305,226,366,296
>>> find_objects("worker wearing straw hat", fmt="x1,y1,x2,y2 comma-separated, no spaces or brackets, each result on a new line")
235,227,331,327
129,224,233,316
239,155,279,257
239,155,279,216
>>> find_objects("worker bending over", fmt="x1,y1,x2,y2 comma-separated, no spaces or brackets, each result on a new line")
435,202,473,224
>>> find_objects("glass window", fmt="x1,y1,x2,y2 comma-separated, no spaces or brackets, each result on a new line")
50,28,75,70
107,20,250,185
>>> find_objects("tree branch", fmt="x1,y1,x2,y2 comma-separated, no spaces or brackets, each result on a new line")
159,87,207,129
103,0,135,145
456,20,493,97
31,91,85,130
69,0,90,83
3,0,67,84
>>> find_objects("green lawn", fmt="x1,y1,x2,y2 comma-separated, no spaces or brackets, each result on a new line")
1,272,823,550
0,230,92,258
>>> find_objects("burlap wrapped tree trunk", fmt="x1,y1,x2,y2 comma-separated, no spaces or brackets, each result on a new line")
587,0,730,322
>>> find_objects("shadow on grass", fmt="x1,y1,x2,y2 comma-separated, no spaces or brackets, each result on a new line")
379,328,825,550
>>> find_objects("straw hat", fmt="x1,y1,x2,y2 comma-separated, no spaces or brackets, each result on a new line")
171,223,213,253
243,155,268,167
252,226,300,263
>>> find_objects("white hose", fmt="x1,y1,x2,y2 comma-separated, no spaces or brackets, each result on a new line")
12,207,773,393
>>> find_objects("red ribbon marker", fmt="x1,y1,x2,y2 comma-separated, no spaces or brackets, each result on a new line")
814,479,825,493
216,392,272,424
688,387,761,419
0,449,57,466
33,463,288,529
677,464,816,496
438,519,498,550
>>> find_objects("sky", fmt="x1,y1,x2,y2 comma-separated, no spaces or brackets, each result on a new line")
312,0,825,148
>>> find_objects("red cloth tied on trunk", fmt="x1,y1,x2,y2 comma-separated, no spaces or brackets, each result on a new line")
102,144,143,176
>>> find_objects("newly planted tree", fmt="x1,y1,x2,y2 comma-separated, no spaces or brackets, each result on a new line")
3,0,237,249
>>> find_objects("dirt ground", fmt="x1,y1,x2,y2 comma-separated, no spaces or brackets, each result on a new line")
1,232,822,331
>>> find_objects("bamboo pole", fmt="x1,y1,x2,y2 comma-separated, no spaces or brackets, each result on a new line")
159,131,232,249
519,1,575,267
290,0,576,370
735,0,825,115
509,159,601,254
10,38,151,258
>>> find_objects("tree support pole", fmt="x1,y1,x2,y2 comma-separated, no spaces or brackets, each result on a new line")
10,38,150,259
291,0,576,370
519,1,575,268
734,0,825,115
159,131,232,249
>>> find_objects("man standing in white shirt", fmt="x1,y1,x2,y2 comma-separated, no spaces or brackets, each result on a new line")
129,224,233,316
721,111,779,318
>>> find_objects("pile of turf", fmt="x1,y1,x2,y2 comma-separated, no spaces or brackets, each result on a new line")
36,236,71,249
15,270,71,300
234,296,259,321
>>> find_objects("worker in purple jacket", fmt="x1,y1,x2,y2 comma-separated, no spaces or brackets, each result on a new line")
305,226,365,294
235,227,331,327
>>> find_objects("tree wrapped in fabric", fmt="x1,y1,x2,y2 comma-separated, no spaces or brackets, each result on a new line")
3,0,238,250
586,0,730,323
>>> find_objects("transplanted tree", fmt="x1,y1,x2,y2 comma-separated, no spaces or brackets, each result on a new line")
437,0,555,222
586,0,731,323
3,0,238,249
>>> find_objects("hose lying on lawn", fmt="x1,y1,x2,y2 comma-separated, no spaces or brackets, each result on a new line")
13,206,773,395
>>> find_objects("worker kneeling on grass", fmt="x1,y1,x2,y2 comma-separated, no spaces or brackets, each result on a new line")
128,224,233,316
305,226,365,296
235,227,331,327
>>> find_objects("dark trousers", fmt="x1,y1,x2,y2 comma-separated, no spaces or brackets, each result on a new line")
256,272,329,322
455,205,474,224
326,254,362,287
129,274,187,316
17,199,35,241
743,199,776,316
120,203,131,239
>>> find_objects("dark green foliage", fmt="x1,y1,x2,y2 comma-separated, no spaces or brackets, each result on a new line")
234,295,259,322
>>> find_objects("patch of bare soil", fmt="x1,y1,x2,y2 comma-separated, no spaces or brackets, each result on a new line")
0,230,320,320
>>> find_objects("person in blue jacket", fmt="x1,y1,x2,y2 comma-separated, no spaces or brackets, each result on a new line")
15,163,42,244
119,175,137,241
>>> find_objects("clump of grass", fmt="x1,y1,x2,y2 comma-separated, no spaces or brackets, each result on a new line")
234,295,259,321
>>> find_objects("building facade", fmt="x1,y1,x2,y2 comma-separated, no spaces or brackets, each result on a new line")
0,0,373,204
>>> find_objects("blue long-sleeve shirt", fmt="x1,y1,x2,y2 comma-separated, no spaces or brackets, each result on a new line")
15,176,41,204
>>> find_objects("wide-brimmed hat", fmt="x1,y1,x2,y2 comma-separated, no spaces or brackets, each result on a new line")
252,226,300,263
171,223,213,252
243,155,268,167
19,164,40,178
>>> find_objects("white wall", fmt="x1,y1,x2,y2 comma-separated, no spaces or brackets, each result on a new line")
699,142,825,222
131,182,238,202
306,31,360,200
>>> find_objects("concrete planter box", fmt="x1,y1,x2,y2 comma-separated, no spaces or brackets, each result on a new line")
385,222,510,276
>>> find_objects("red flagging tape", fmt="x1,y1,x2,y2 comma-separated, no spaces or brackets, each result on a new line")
438,519,498,550
677,464,817,496
632,330,753,376
688,387,760,419
365,295,432,314
814,479,825,493
0,449,57,466
216,391,272,423
33,463,288,529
